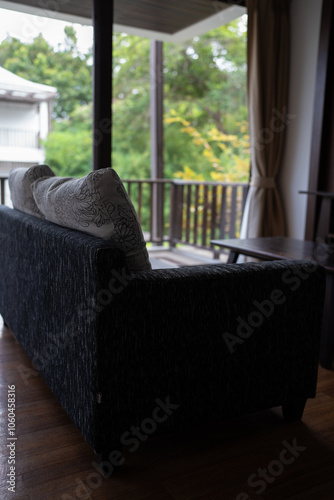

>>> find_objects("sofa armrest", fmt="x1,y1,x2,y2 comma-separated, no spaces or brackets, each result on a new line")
0,206,127,449
95,259,325,443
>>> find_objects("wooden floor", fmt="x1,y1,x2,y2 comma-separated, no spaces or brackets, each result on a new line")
1,319,334,500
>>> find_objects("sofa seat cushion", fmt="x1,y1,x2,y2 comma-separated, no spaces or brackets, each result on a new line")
31,167,151,271
8,165,55,218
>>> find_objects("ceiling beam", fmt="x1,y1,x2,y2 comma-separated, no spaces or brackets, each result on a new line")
0,1,246,43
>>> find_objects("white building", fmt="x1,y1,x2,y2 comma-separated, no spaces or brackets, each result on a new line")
0,66,57,176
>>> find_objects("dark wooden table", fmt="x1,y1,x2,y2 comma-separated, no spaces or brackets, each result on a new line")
211,237,334,369
299,190,334,242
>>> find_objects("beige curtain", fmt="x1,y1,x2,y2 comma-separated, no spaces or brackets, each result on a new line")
241,0,291,238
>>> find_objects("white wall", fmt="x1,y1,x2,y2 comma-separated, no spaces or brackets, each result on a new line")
0,99,50,165
0,145,44,163
0,101,39,130
278,0,323,238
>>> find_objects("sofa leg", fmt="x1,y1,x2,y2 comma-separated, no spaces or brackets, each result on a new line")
94,442,124,477
282,398,307,422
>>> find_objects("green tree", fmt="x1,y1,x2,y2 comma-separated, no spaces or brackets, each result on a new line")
43,104,92,177
0,18,249,181
112,17,249,181
0,29,92,119
0,28,94,176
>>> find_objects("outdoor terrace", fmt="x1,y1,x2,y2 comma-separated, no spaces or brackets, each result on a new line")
0,174,248,267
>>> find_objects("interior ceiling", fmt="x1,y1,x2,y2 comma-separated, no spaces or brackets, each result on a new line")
2,0,244,35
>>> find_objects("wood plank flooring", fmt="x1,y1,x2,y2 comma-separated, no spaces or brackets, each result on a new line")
1,318,334,500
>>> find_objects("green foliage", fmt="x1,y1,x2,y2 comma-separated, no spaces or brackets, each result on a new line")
112,17,249,181
112,34,151,178
0,17,249,182
43,104,92,177
166,113,250,183
164,22,248,135
0,30,92,119
44,127,92,177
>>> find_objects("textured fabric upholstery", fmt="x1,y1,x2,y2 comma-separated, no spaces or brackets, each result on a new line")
8,164,55,218
0,206,326,456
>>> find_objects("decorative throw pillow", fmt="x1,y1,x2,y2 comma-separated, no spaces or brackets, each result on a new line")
31,168,151,271
8,164,55,218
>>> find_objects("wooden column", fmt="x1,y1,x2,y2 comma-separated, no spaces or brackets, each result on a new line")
150,40,164,244
305,0,334,240
92,0,113,170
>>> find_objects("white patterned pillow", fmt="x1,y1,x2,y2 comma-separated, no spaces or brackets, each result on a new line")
8,165,55,218
31,168,151,271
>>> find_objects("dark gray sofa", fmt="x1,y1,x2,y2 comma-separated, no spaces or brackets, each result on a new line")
0,205,326,470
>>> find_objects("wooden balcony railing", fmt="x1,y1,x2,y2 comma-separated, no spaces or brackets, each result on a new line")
0,174,249,256
123,179,249,254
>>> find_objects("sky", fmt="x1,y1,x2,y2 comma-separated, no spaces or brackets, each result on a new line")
0,7,93,52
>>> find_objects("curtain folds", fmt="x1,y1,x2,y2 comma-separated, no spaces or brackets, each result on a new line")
241,0,291,238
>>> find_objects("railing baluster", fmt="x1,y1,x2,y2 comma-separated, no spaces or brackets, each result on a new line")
138,182,142,223
202,185,208,247
161,182,165,244
211,185,217,242
179,184,184,243
169,183,175,246
169,182,183,246
193,185,199,245
220,186,227,239
185,184,191,242
229,186,237,238
149,182,154,242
